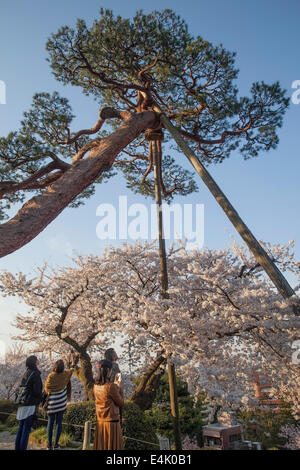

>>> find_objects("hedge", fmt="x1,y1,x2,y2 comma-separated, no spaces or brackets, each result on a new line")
0,400,18,423
62,400,159,449
63,401,96,441
122,401,159,450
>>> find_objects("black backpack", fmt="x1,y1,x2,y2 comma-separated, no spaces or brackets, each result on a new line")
14,371,35,405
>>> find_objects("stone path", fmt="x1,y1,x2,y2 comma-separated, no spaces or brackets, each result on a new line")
0,431,45,450
0,431,15,450
0,431,81,450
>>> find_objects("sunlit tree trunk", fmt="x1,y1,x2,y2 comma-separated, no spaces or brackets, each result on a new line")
0,111,156,258
65,348,95,401
129,352,166,411
73,351,95,402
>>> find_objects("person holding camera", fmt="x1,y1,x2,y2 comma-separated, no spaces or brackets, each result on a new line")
93,359,124,450
103,348,123,424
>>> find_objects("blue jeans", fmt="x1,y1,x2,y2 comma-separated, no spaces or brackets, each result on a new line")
47,411,64,447
15,414,34,450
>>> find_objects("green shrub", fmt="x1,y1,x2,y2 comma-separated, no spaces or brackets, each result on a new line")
29,426,73,448
9,425,19,435
122,401,159,450
238,402,297,449
5,409,46,431
145,374,206,446
0,400,18,423
62,400,159,450
6,412,18,428
0,422,18,434
63,401,96,441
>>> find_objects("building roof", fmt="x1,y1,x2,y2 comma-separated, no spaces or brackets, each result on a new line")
202,423,241,431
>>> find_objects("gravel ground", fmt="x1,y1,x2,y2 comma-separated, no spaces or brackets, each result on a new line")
0,431,43,450
0,431,15,450
0,431,81,451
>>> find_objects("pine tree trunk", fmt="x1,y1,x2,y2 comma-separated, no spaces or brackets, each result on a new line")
0,111,156,258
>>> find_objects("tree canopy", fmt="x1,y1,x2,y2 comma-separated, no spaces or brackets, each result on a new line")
47,9,288,162
0,8,289,256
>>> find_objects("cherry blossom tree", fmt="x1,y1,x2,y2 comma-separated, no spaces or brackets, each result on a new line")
102,240,300,410
279,424,300,450
1,240,299,409
0,343,54,400
0,343,27,399
1,263,118,400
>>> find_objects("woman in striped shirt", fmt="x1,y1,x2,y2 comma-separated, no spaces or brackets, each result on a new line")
44,359,75,450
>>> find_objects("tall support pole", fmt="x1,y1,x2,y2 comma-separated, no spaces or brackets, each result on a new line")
152,138,169,298
167,358,182,451
153,106,300,314
149,132,182,450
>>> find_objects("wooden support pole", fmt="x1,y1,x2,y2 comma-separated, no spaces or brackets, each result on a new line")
150,136,182,450
153,106,300,314
152,139,169,298
168,362,182,451
82,420,92,450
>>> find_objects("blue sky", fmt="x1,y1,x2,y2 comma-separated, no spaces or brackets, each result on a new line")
0,0,299,349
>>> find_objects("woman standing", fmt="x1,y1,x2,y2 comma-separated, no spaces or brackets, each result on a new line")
15,355,43,450
93,359,124,450
104,348,121,382
44,359,74,450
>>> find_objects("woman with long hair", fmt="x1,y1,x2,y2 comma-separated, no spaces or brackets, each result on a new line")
93,359,124,450
44,358,75,450
104,348,120,382
103,348,123,424
15,355,43,450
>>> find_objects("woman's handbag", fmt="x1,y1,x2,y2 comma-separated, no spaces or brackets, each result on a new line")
41,391,50,417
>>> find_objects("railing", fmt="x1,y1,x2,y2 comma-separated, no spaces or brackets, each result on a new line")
0,411,169,450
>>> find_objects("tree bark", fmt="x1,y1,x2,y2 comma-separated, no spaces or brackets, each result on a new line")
0,111,156,258
156,108,300,314
129,352,166,411
72,350,95,401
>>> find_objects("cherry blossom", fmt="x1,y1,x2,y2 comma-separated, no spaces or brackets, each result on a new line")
1,240,299,410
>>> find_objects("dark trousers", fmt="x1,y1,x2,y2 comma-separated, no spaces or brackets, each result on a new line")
15,414,34,450
47,411,64,447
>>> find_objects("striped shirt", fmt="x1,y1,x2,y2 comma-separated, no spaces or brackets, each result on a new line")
47,387,67,415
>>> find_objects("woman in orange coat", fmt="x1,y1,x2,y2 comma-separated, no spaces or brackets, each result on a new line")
93,359,124,450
